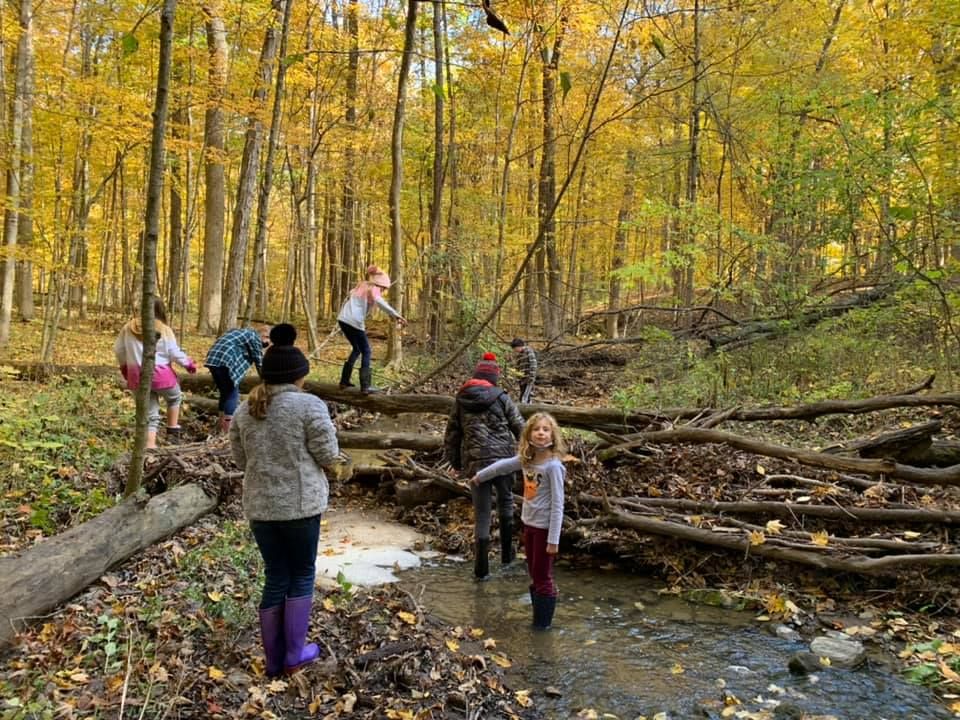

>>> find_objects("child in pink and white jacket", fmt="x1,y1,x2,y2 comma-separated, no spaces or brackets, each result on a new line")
114,297,197,448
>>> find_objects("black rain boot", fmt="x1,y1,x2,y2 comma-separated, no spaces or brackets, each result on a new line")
359,368,380,395
166,426,182,445
532,593,557,630
499,520,515,566
339,362,355,390
474,539,490,581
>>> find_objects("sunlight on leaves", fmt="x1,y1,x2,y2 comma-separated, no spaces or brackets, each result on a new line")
810,530,830,546
514,689,533,708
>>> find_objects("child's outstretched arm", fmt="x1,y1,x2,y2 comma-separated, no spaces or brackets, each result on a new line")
469,456,522,487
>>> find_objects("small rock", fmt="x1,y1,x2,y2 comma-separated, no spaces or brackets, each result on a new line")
788,651,823,674
545,685,562,697
774,624,802,643
809,635,866,668
773,702,805,720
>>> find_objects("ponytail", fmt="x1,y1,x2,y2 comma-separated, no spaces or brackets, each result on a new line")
248,383,270,419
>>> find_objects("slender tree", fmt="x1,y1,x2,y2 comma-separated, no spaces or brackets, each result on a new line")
0,0,32,346
126,0,178,496
385,0,418,365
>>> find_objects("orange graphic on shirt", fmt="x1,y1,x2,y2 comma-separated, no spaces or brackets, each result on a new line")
523,471,542,500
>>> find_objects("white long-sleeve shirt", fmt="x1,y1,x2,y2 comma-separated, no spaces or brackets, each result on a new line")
337,293,401,331
476,455,565,546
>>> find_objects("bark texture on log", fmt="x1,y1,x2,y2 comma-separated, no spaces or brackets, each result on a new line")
601,427,960,486
598,507,960,575
0,484,216,647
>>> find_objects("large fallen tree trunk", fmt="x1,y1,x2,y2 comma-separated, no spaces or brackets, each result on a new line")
593,506,960,575
9,362,957,428
0,484,217,647
600,427,960,486
577,494,960,524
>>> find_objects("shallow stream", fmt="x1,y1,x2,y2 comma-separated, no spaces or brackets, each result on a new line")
399,560,950,719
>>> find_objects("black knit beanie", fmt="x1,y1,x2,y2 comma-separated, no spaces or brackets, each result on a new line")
261,323,310,384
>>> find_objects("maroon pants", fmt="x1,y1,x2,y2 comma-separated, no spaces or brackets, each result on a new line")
523,524,556,597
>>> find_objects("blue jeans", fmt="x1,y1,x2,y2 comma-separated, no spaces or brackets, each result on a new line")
250,515,321,609
339,321,372,374
208,365,240,416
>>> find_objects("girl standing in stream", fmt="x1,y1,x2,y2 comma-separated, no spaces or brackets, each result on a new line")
471,412,566,630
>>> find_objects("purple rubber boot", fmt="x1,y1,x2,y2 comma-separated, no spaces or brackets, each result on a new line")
283,595,320,673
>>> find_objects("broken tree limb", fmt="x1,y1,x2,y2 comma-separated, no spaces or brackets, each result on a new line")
596,506,960,575
577,494,960,524
599,427,960,486
704,285,896,352
822,420,940,456
0,483,218,647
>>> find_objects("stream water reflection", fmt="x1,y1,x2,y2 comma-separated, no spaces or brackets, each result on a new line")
399,560,949,719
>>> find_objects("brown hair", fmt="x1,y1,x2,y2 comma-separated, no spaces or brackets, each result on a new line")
247,383,270,420
153,297,168,324
517,412,566,465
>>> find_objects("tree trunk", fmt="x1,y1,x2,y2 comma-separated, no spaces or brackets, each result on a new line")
243,0,293,323
197,0,228,334
385,0,417,365
219,0,281,332
0,0,32,346
537,18,565,340
15,23,34,323
339,0,359,302
426,0,445,351
607,149,636,338
0,484,216,648
127,0,177,496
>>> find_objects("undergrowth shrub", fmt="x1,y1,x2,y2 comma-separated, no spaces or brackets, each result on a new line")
615,283,959,410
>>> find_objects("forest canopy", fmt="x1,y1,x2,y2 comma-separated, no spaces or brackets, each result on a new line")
0,0,957,350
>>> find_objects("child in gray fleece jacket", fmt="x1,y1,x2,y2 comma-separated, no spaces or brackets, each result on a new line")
229,324,339,677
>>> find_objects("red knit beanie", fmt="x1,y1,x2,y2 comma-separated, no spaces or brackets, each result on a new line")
472,352,501,384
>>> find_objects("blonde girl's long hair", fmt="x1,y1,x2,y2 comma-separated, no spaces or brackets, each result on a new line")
248,383,271,420
518,412,566,465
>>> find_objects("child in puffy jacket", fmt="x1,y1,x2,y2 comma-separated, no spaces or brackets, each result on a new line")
114,297,196,448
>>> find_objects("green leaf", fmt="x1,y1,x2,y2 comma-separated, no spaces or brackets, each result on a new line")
651,35,666,59
431,82,445,100
384,10,399,30
560,71,572,101
282,52,304,68
121,33,139,57
903,662,939,684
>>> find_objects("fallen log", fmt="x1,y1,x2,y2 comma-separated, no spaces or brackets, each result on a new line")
0,484,217,647
595,506,960,575
9,362,958,429
600,427,960,486
577,494,960,524
822,421,940,457
704,285,896,352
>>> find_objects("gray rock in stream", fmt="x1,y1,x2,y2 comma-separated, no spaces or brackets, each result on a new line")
774,624,802,643
808,634,866,668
